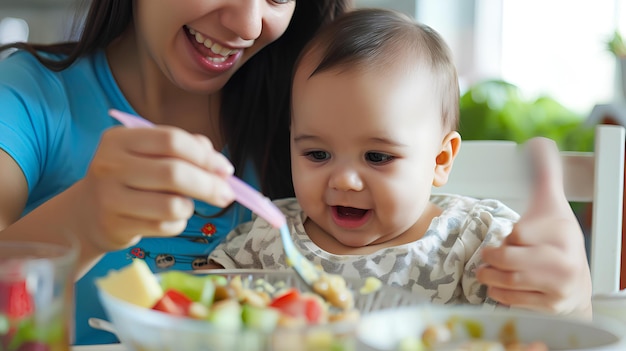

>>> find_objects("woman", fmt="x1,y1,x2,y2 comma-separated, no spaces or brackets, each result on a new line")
0,0,351,344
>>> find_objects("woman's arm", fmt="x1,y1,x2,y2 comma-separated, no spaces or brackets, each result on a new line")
0,149,110,279
0,126,237,280
0,150,27,229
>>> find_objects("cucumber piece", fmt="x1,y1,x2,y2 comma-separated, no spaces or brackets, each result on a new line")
241,304,280,333
159,271,217,307
207,299,243,332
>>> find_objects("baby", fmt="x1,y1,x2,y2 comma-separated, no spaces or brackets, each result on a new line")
208,8,514,307
208,8,591,317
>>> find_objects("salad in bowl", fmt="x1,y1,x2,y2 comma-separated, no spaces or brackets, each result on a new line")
96,260,422,351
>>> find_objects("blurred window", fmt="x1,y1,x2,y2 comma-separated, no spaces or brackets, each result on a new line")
0,17,29,60
357,0,625,114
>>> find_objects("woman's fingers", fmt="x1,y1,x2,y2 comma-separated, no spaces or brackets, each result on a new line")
101,185,195,221
93,215,189,251
480,265,576,314
94,126,235,204
112,127,234,175
192,133,234,176
477,259,570,294
479,241,588,316
485,287,561,313
113,152,234,206
82,126,237,251
480,244,573,276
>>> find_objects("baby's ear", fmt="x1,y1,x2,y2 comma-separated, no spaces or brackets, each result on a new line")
432,131,461,187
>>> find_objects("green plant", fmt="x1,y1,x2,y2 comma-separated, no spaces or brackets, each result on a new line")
458,79,594,152
607,30,626,58
458,79,595,216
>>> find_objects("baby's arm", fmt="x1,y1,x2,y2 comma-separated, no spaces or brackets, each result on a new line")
203,263,224,269
476,138,592,318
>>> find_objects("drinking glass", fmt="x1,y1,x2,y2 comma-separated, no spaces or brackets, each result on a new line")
0,237,77,351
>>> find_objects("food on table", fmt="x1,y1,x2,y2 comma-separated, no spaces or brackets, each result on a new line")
97,260,358,328
397,317,548,351
97,260,373,351
0,280,34,319
95,259,163,308
311,273,354,311
359,277,383,295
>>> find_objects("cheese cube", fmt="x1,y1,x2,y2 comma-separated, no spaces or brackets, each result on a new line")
96,259,163,308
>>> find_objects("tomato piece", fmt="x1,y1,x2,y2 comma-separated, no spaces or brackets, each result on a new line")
268,288,300,309
303,296,324,324
0,280,34,319
269,289,325,324
269,288,303,319
151,289,193,316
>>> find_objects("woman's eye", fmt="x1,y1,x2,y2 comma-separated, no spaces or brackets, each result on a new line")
304,150,330,162
271,0,293,4
366,152,394,164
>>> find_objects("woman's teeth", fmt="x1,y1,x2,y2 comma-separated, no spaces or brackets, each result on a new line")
186,26,237,63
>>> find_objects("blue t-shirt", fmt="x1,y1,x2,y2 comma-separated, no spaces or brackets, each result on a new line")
0,50,255,345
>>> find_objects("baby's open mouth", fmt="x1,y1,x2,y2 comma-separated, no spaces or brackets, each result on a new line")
331,206,371,228
184,25,240,63
333,206,369,219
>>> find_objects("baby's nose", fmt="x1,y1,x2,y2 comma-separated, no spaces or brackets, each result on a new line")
329,166,364,192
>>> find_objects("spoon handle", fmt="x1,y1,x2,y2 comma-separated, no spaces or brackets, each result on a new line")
225,176,285,228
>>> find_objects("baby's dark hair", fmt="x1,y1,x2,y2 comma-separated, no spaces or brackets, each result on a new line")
295,8,460,131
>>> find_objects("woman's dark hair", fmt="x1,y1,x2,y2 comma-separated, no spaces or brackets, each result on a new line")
222,1,351,199
0,0,351,199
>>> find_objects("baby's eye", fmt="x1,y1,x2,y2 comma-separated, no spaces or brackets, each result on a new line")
270,0,294,4
365,152,394,164
304,150,330,162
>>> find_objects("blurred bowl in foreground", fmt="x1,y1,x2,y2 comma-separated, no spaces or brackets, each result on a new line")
592,290,626,327
98,269,424,351
357,304,625,351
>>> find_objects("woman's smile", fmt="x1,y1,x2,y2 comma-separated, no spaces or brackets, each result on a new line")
183,25,243,72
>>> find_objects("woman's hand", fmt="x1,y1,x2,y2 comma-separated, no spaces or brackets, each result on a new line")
477,137,593,318
78,125,235,252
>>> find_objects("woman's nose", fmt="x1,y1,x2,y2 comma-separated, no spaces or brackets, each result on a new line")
220,1,263,41
329,166,364,192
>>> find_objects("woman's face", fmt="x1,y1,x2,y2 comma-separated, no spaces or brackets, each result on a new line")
134,0,296,92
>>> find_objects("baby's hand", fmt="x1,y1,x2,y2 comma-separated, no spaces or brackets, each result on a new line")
77,125,235,252
477,138,592,318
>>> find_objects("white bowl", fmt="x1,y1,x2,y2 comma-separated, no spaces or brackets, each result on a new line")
593,290,626,327
98,269,424,351
357,305,625,350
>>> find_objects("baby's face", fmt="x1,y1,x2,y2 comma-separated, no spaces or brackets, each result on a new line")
290,62,452,249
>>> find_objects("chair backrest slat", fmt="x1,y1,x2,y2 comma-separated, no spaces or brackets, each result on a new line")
590,126,625,294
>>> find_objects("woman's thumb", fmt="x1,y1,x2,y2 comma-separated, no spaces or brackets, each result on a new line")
523,137,569,216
